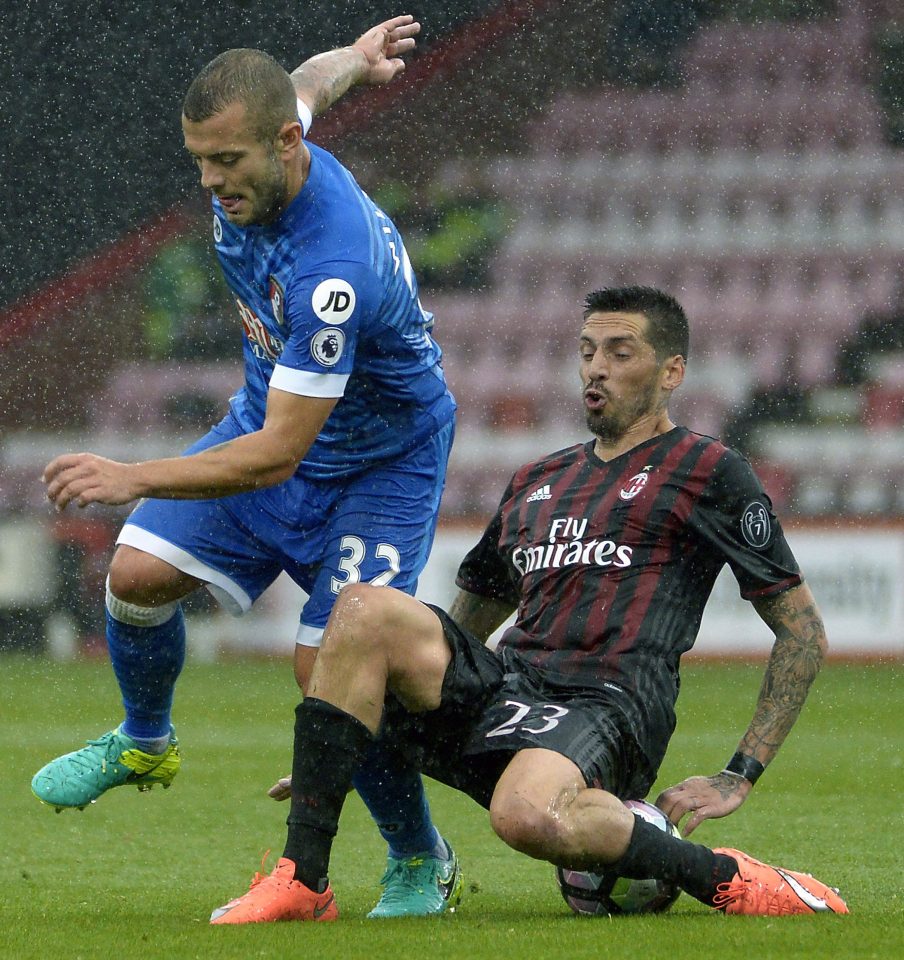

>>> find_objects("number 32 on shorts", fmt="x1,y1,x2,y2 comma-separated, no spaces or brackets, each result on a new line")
330,535,401,594
486,700,570,738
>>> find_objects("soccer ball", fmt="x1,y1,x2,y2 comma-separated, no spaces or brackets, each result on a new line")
555,800,682,916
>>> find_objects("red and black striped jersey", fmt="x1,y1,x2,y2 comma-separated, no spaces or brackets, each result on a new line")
455,427,801,766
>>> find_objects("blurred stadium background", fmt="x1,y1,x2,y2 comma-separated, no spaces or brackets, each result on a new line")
0,0,901,659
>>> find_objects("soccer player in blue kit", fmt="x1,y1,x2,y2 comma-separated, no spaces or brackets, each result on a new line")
32,16,462,918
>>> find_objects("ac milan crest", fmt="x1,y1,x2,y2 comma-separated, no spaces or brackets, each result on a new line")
619,470,650,501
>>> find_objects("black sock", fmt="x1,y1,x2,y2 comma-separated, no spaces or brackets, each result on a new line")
283,697,374,890
613,816,739,907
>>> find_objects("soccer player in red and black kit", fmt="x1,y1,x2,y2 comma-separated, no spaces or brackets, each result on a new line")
211,286,849,922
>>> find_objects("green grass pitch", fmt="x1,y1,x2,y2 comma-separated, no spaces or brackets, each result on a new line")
1,655,901,960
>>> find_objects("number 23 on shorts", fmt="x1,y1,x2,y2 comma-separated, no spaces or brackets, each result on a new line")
486,700,570,739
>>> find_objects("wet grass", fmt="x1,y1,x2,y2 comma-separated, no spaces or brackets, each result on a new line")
1,656,901,960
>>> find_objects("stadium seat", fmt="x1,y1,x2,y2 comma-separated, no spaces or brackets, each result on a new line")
92,361,240,433
863,384,904,428
844,471,893,515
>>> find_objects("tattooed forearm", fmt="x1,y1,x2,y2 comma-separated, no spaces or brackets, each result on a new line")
448,590,515,644
291,48,367,118
739,583,827,766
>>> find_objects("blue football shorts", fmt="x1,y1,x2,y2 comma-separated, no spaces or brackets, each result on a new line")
117,412,454,646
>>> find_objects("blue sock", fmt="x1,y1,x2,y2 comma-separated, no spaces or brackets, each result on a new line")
105,605,185,743
352,741,444,860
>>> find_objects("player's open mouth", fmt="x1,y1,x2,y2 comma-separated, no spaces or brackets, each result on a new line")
218,195,244,212
584,388,607,410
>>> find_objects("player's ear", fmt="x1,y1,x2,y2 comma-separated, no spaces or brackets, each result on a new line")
661,354,685,392
276,120,303,154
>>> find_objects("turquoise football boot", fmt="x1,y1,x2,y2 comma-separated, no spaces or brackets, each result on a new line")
367,840,463,918
31,726,181,811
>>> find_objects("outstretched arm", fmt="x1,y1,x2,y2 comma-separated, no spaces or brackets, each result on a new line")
656,582,826,835
292,14,420,119
43,388,337,509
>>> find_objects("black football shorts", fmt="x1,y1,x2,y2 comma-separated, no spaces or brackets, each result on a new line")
379,605,657,808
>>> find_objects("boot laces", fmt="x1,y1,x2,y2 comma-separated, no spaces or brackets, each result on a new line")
248,849,284,891
378,857,435,904
712,878,797,915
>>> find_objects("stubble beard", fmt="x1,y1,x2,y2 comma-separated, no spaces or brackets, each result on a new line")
584,376,660,444
248,153,289,225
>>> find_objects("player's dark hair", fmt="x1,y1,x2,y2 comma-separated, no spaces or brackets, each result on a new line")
583,286,689,362
183,48,296,144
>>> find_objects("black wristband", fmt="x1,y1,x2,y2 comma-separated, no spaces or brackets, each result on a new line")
723,751,765,785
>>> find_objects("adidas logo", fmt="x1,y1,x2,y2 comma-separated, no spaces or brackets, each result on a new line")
526,484,552,502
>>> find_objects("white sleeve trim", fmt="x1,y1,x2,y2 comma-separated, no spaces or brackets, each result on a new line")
296,622,325,647
297,98,313,136
270,364,349,398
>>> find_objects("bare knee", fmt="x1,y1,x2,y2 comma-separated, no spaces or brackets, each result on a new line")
318,585,449,713
490,792,565,860
319,583,394,664
490,783,634,867
108,546,198,606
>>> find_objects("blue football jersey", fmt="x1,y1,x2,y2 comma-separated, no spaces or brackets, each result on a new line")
211,142,456,480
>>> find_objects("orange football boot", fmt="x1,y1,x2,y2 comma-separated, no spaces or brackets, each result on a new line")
210,857,339,924
712,848,849,916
